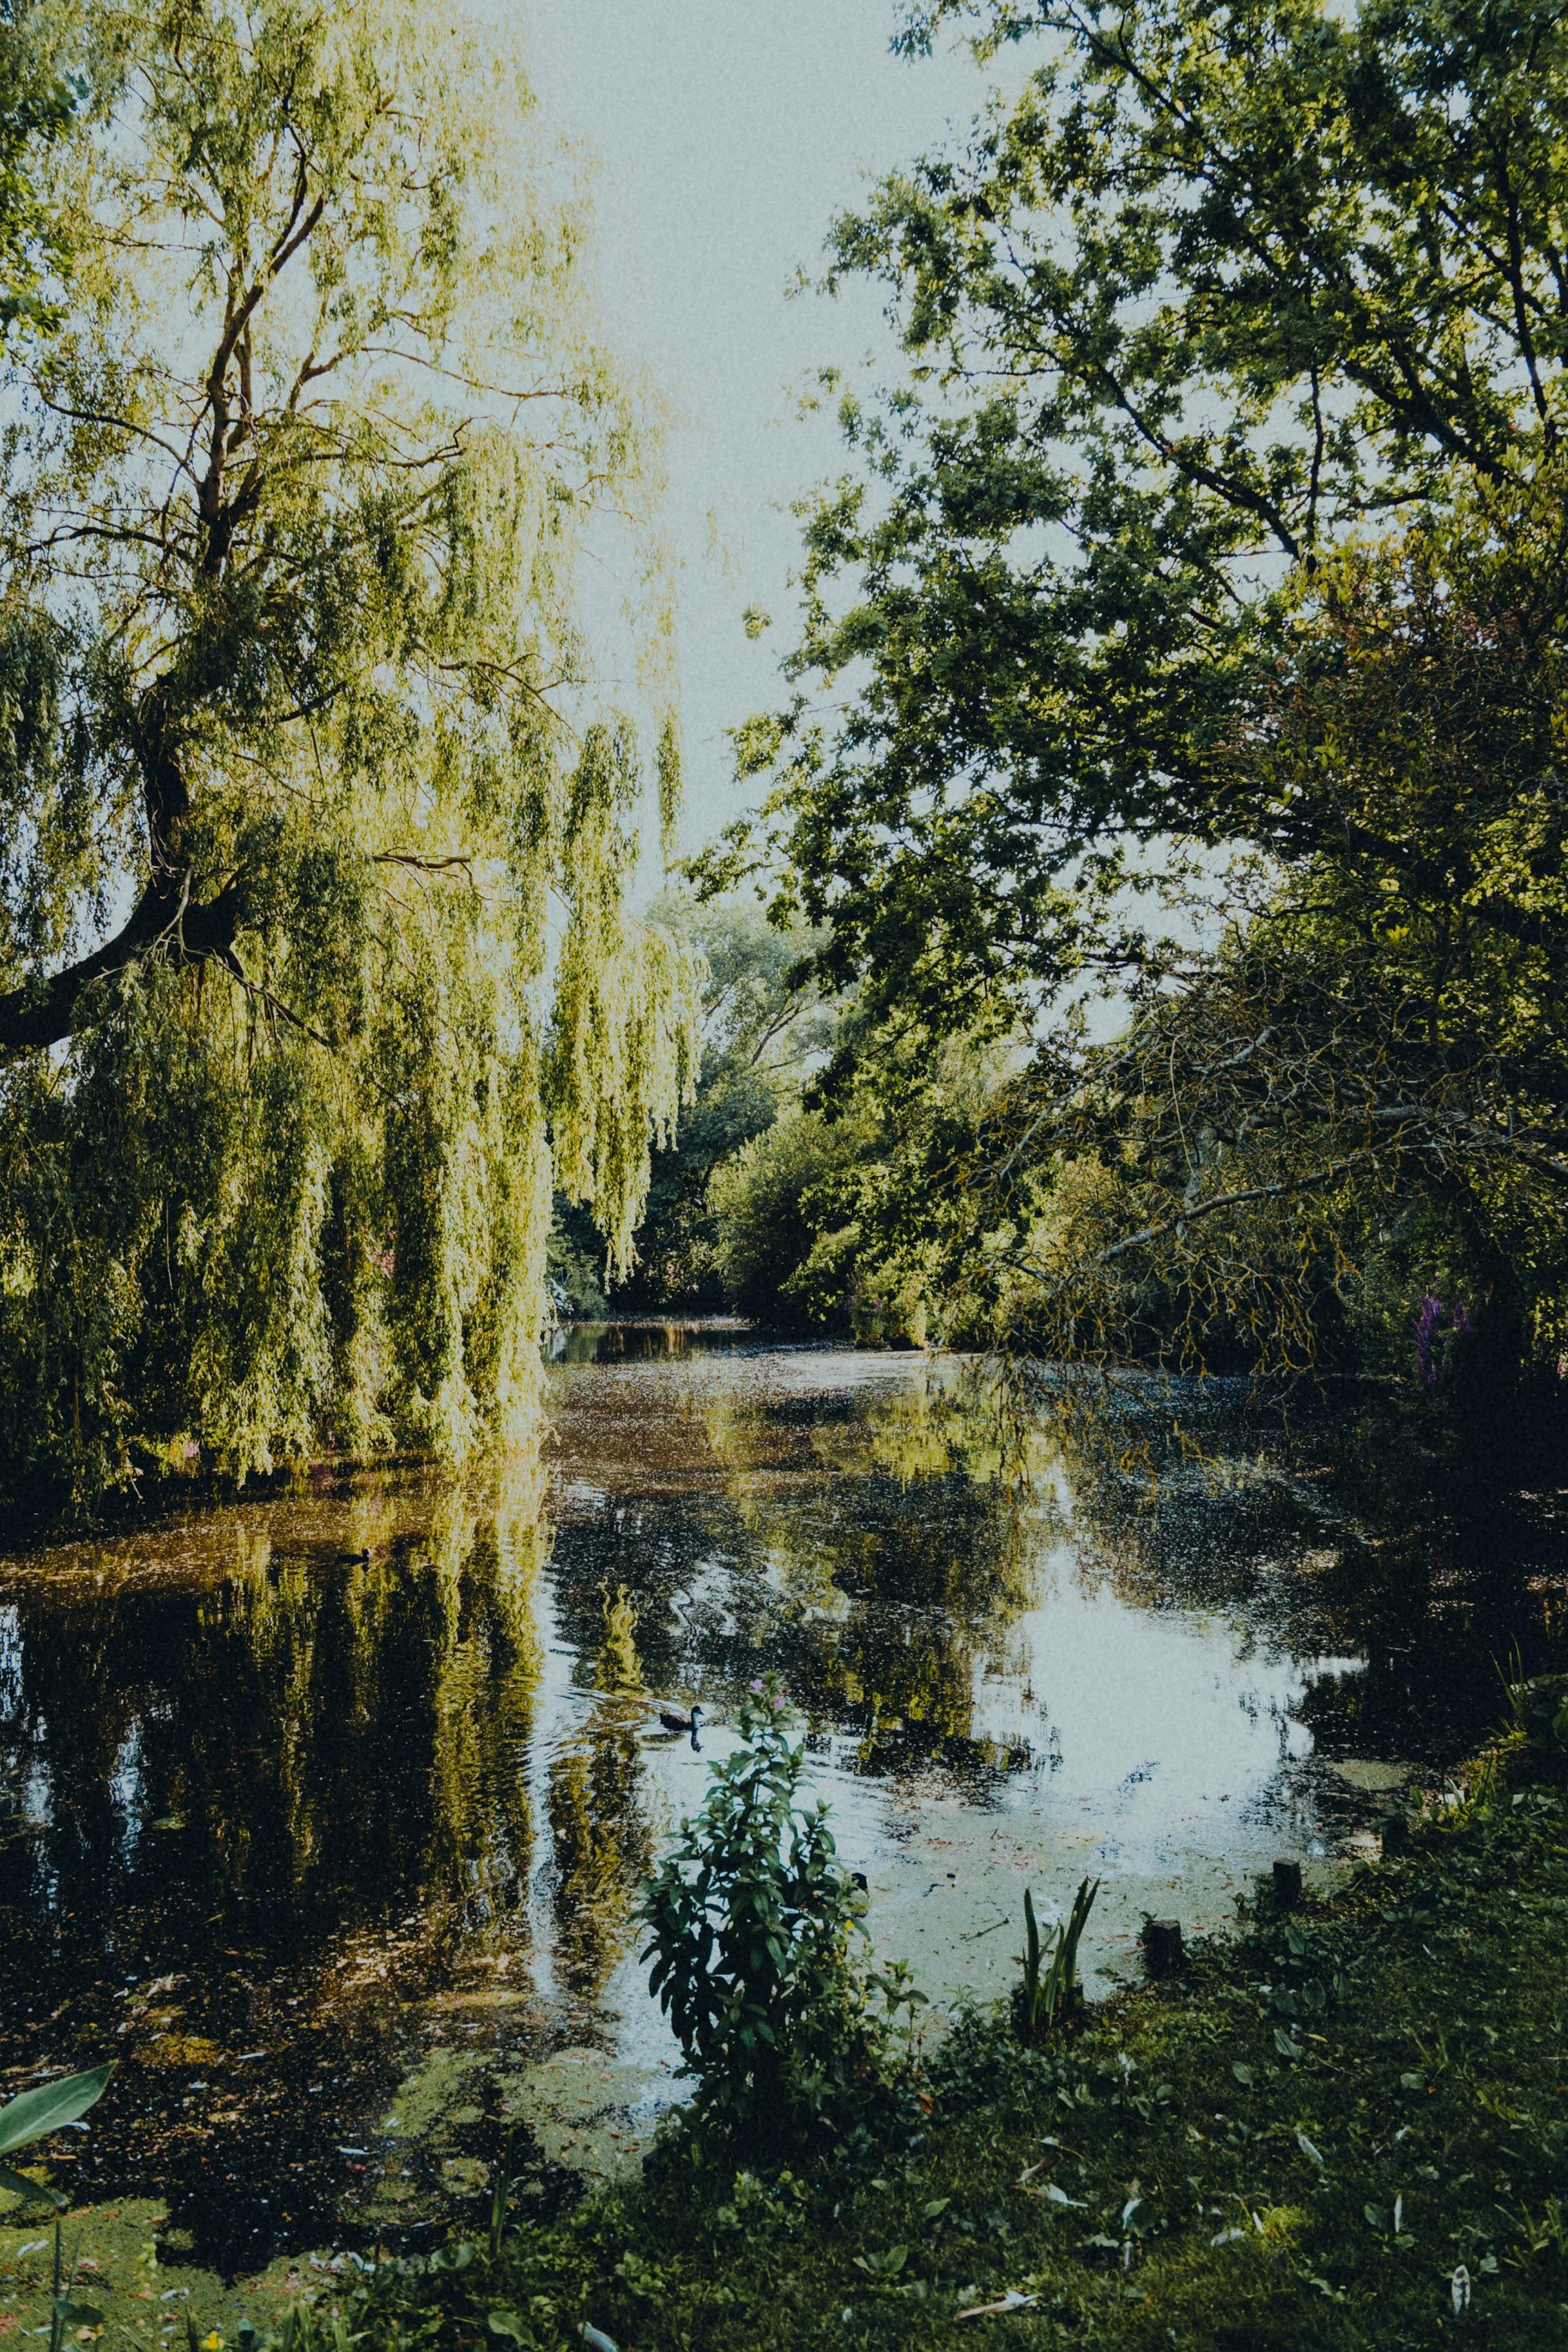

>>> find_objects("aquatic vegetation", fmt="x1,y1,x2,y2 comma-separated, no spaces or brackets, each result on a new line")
1013,1877,1098,2048
0,2065,116,2352
1498,1649,1568,1763
0,2065,115,2211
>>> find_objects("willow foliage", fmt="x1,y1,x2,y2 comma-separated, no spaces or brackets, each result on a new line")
0,0,697,1513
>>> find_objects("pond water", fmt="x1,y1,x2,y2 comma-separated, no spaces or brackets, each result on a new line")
1,1326,1565,2277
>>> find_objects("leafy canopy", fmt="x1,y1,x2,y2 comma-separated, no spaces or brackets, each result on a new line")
0,0,694,1511
701,0,1568,1386
725,0,1568,1027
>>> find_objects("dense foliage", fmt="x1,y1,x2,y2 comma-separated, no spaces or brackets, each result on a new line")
709,0,1568,1388
0,0,694,1513
0,2,76,339
560,901,828,1315
711,1013,1012,1339
640,1678,896,2148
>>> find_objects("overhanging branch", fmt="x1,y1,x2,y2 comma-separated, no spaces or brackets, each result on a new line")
0,872,242,1058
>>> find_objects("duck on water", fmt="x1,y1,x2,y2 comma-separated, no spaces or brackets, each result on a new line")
657,1703,703,1748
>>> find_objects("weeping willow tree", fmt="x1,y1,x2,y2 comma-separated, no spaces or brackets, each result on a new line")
0,0,696,1514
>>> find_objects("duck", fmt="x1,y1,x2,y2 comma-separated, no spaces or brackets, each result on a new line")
657,1703,704,1748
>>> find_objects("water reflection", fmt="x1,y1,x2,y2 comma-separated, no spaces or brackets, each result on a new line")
0,1334,1563,2273
546,1590,652,2001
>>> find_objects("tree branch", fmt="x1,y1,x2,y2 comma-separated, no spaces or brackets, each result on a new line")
0,872,243,1058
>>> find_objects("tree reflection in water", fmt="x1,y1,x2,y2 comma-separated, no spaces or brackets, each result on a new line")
1,1337,1564,2272
546,1587,652,2000
0,1469,553,2270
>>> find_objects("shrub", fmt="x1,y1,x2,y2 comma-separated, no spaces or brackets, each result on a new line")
711,1113,860,1324
1502,1667,1568,1763
639,1678,883,2147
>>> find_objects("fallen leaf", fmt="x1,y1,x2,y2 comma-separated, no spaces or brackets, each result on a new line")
955,2289,1037,2321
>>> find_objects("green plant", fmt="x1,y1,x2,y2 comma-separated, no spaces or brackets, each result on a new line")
1497,1649,1568,1763
0,2063,115,2352
0,2063,114,2209
201,1776,1568,2349
639,1676,874,2143
1014,1878,1098,2047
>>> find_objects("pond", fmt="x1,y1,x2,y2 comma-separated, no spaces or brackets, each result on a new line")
1,1326,1563,2278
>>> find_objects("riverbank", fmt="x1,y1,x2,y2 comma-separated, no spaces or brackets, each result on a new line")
262,1743,1567,2350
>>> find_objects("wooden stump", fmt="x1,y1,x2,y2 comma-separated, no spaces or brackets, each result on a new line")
1143,1918,1184,1978
1272,1858,1303,1910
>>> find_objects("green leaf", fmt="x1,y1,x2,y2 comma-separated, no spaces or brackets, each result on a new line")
487,2314,527,2341
0,2066,115,2156
1231,2062,1254,2086
0,2162,64,2208
54,2304,103,2327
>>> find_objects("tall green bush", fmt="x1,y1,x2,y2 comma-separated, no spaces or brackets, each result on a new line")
640,1679,879,2146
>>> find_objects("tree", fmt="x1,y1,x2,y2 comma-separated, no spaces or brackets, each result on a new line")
0,1,78,341
719,0,1568,1013
711,1011,1017,1339
714,0,1568,1382
0,0,694,1512
966,514,1568,1388
567,899,829,1313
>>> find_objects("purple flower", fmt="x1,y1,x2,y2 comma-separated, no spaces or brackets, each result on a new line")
1411,1294,1470,1386
749,1677,763,1693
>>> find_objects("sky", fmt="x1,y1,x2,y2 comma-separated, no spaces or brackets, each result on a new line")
508,2,1004,857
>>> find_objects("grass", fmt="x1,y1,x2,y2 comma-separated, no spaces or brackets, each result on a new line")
329,1755,1568,2351
10,1750,1568,2351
